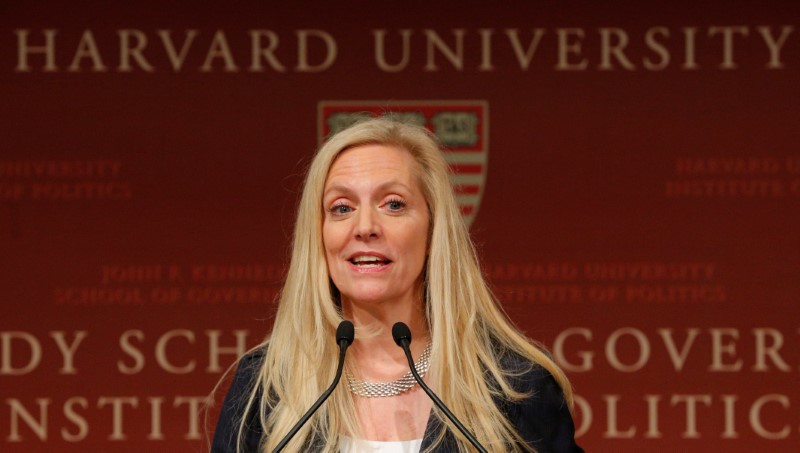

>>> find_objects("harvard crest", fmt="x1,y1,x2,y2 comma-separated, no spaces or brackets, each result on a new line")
318,101,489,228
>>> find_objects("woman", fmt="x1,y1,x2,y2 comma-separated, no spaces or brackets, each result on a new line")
212,117,583,452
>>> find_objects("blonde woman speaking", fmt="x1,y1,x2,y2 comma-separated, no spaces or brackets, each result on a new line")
212,118,583,453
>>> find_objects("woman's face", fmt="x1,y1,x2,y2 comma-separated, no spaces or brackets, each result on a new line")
322,144,430,309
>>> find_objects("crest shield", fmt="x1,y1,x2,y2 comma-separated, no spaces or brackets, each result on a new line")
318,101,489,228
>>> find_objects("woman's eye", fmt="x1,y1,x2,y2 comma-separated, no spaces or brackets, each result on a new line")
330,203,352,215
386,199,406,211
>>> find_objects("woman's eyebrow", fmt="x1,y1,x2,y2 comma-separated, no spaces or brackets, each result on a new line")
323,180,412,198
375,180,413,193
323,184,352,198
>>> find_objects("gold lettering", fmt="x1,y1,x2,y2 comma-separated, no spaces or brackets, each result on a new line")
599,27,635,70
721,395,739,438
373,29,412,72
657,328,700,372
505,28,546,71
295,29,337,72
97,397,137,440
571,395,592,438
49,330,87,375
155,329,196,374
644,26,670,70
61,397,88,442
6,398,49,441
682,27,699,69
14,29,58,72
117,330,145,374
671,394,712,438
552,327,593,372
206,329,248,373
68,30,107,72
424,29,465,71
752,328,791,371
0,331,42,375
758,26,794,69
249,29,286,72
147,397,164,440
606,327,650,372
174,396,206,440
644,395,662,438
118,29,154,72
555,28,588,70
157,29,198,72
708,328,743,371
749,394,790,439
478,28,494,71
201,30,239,72
603,395,635,438
709,26,749,69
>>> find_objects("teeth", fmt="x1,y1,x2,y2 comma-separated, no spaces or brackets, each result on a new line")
351,255,389,267
352,256,383,263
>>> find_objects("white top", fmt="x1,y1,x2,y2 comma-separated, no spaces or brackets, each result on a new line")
339,436,423,453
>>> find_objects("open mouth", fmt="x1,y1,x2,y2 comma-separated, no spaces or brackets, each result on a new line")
348,255,392,268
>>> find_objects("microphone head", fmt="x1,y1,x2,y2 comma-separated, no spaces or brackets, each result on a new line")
391,322,412,347
336,320,355,346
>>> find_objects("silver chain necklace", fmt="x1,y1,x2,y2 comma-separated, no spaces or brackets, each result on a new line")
346,342,432,398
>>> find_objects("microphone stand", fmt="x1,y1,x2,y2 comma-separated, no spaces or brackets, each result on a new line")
273,321,354,453
393,322,488,453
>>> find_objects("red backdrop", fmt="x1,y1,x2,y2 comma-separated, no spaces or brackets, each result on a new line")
2,1,799,451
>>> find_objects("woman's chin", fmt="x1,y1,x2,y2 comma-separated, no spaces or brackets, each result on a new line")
341,289,404,307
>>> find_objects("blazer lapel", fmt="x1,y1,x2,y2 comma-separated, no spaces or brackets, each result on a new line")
420,410,459,452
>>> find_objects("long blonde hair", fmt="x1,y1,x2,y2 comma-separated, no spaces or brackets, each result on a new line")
234,117,574,452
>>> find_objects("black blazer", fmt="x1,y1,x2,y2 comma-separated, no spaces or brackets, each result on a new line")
212,348,584,452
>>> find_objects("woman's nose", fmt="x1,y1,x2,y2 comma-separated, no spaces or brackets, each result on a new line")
354,207,381,240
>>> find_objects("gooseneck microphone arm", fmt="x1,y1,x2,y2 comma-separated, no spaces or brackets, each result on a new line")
391,322,488,453
272,320,355,453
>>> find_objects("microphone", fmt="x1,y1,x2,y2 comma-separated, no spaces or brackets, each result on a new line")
391,322,488,453
273,320,355,453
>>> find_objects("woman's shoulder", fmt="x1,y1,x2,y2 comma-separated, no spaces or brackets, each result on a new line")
495,347,585,452
496,346,557,389
236,346,267,375
211,345,268,453
224,345,268,393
